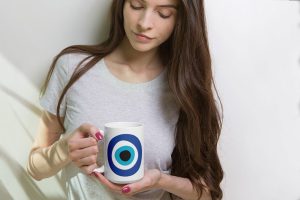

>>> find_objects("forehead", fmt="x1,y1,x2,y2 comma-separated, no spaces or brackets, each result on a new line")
137,0,179,7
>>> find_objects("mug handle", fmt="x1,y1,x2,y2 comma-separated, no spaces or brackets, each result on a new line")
93,129,105,173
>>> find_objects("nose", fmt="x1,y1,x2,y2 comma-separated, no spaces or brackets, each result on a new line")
137,10,154,31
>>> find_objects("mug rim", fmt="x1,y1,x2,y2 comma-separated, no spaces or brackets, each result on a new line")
104,122,143,129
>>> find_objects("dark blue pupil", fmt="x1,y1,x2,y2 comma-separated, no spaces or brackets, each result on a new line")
120,150,131,161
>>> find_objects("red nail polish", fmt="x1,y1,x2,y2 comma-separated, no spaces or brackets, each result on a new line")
122,186,131,193
95,132,103,141
92,172,99,177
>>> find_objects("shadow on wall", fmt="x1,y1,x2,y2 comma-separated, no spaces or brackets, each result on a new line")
0,84,41,117
0,84,41,142
0,147,59,200
0,123,66,199
0,54,66,199
0,179,13,200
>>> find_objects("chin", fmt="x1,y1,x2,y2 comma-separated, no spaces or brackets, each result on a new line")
132,46,153,52
130,42,157,53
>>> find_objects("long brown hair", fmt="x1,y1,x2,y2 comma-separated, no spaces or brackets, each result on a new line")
41,0,223,199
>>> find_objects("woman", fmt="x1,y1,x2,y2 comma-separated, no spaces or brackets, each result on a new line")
27,0,223,199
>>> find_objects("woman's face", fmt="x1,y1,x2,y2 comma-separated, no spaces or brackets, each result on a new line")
123,0,178,53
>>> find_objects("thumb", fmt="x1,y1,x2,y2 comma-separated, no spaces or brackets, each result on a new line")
121,182,143,195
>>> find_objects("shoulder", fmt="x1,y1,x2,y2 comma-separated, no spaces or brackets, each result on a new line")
57,52,91,67
55,52,92,76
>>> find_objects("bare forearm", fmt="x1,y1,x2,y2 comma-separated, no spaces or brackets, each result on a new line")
27,137,70,180
157,173,211,200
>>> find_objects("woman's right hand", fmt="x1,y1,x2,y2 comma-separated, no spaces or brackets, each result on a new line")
66,123,103,174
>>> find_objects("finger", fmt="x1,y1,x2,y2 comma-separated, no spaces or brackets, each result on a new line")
75,154,98,167
78,123,103,141
69,144,98,160
68,137,98,151
80,163,98,174
92,172,124,193
92,129,104,142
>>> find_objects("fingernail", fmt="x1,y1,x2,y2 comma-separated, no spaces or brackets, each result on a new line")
95,132,103,141
122,186,131,194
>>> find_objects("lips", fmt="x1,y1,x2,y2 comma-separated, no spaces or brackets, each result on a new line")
133,32,153,40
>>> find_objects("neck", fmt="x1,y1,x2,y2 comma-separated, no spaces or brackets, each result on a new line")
113,37,162,72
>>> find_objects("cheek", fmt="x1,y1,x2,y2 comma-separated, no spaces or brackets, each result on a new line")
158,21,176,41
123,11,130,30
123,6,136,31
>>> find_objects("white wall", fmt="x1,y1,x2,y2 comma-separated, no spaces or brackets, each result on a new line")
0,0,299,200
205,0,300,199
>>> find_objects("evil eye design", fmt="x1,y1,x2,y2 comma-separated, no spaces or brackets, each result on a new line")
107,134,142,176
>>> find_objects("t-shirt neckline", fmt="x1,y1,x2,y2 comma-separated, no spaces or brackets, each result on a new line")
99,58,167,89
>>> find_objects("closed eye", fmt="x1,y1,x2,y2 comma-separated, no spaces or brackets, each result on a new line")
158,9,173,19
158,12,172,19
130,4,143,10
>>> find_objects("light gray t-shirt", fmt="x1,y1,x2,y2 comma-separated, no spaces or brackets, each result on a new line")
40,53,180,200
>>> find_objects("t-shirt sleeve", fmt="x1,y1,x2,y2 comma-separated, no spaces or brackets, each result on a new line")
39,54,70,117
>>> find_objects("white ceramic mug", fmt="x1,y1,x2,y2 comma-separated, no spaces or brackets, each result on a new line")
93,122,144,184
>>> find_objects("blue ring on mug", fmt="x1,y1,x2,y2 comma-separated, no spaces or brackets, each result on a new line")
107,134,142,176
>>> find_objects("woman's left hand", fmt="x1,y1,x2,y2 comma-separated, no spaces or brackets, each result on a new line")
92,169,162,196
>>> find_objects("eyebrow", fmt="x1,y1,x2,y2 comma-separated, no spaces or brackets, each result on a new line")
139,0,178,9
